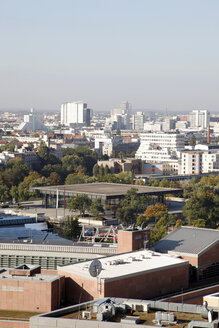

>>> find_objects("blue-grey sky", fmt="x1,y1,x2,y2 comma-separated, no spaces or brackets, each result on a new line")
1,0,219,112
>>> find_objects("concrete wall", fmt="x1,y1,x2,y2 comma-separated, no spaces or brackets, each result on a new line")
163,284,219,305
29,298,209,328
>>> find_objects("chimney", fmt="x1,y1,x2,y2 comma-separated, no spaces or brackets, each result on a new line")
207,125,210,144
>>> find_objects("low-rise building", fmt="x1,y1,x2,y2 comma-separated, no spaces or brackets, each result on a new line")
97,158,143,174
152,226,219,281
0,264,64,312
58,249,189,304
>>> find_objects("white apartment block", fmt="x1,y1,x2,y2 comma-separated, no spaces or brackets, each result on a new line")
179,144,219,175
61,102,90,126
135,132,185,163
133,112,145,131
143,122,163,132
189,109,210,129
202,152,219,173
94,136,114,156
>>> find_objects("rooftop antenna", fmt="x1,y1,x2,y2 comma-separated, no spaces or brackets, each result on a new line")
165,106,168,117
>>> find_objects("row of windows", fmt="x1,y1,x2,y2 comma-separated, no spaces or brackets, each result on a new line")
0,255,79,270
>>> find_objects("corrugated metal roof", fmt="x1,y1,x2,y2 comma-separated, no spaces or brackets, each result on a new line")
152,226,219,255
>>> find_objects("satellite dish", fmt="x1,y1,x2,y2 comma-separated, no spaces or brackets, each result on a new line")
89,259,102,277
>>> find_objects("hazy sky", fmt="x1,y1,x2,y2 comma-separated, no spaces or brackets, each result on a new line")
1,0,219,112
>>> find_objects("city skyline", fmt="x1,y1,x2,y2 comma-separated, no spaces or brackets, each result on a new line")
1,0,219,112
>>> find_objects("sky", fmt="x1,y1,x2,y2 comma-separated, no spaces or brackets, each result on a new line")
0,0,219,112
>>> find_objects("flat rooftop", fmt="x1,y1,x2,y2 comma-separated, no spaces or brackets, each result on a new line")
58,250,188,281
31,182,182,198
0,268,62,283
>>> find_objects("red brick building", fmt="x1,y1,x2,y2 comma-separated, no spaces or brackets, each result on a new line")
58,250,189,305
152,226,219,281
0,265,64,312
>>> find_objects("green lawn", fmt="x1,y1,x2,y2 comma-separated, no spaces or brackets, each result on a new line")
0,310,40,321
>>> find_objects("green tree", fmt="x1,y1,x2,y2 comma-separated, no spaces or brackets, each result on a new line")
148,179,160,187
136,214,146,227
192,219,206,228
117,171,133,184
150,216,168,245
183,186,219,228
38,141,60,165
168,214,178,226
183,178,199,198
10,186,19,202
90,198,105,217
135,179,145,186
174,219,182,229
18,182,30,201
47,172,61,185
4,158,30,187
38,141,50,161
159,179,170,188
62,146,97,176
99,164,104,177
61,216,81,240
0,144,15,152
93,164,100,177
189,134,196,146
65,174,85,185
0,184,11,202
62,154,82,173
116,128,121,136
104,165,110,175
116,205,136,225
116,188,150,225
144,203,168,222
41,164,67,182
68,194,92,216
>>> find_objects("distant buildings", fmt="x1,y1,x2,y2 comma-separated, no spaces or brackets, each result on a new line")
133,111,145,131
189,109,210,129
97,158,143,174
179,144,219,175
18,108,48,132
61,101,91,126
107,101,132,130
135,132,185,162
94,135,139,157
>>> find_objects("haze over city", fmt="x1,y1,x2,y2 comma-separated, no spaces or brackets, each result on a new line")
1,0,219,112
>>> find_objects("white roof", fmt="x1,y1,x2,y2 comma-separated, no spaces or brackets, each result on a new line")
58,250,188,281
0,270,62,283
